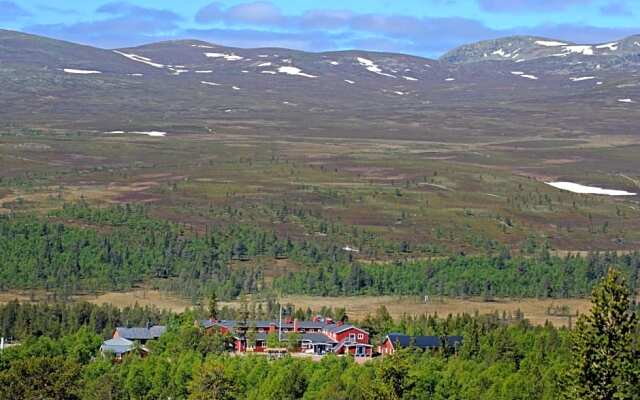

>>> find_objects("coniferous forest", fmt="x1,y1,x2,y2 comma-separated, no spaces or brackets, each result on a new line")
0,203,638,301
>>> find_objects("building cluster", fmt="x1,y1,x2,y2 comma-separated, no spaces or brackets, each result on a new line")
100,317,463,360
100,325,166,360
200,316,372,356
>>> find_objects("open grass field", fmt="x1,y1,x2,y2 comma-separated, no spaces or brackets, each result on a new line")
277,295,592,327
0,289,595,327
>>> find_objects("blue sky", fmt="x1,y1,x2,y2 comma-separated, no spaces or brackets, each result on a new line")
1,0,639,57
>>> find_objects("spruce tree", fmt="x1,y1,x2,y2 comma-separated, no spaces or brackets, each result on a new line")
567,268,639,399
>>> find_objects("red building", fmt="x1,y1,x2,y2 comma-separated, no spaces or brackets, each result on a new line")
199,318,372,357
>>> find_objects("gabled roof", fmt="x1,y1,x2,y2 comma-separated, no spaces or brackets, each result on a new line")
325,324,368,335
385,334,463,349
101,337,135,355
115,325,166,340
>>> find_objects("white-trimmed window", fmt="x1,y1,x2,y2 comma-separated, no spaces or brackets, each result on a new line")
357,333,364,340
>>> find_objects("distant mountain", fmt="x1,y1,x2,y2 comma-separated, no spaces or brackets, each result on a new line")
0,29,639,140
441,34,640,64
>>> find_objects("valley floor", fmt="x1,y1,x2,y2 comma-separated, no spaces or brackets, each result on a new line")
0,289,594,327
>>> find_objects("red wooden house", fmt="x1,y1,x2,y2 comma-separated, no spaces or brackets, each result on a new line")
199,318,372,357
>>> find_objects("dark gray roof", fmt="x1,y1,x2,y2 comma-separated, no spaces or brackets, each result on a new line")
385,334,463,349
299,332,337,344
149,325,167,337
116,325,166,340
101,337,134,355
325,324,364,334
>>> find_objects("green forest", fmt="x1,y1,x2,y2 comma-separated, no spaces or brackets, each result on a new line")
1,203,639,301
0,270,638,399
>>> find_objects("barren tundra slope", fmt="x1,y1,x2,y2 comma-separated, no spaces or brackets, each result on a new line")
1,29,639,141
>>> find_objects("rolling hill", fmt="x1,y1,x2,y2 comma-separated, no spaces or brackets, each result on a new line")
1,29,639,141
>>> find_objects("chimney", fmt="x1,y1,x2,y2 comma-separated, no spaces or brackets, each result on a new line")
293,318,299,332
336,320,344,327
269,322,277,334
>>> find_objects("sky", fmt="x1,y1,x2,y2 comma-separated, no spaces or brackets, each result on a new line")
1,0,639,57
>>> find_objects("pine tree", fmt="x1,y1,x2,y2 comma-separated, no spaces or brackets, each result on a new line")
188,360,239,400
208,292,218,321
566,268,639,399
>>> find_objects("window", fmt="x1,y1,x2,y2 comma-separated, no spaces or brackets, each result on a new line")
357,333,364,340
349,333,356,341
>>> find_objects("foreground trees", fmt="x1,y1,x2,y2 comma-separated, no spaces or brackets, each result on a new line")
567,269,639,399
0,270,637,399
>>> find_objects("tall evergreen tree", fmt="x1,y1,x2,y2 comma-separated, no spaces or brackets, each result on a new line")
566,269,639,399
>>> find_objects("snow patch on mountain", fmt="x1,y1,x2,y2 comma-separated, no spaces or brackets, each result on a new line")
278,66,317,78
205,53,244,61
596,42,618,51
535,40,567,47
562,46,594,56
570,76,596,82
63,69,101,74
169,68,189,76
114,51,165,68
492,49,509,57
356,57,396,78
547,182,636,196
132,131,167,137
512,71,537,80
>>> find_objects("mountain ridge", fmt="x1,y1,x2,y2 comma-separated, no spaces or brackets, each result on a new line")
4,28,640,63
0,28,638,140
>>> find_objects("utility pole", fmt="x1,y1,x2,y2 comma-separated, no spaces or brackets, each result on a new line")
278,304,283,342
